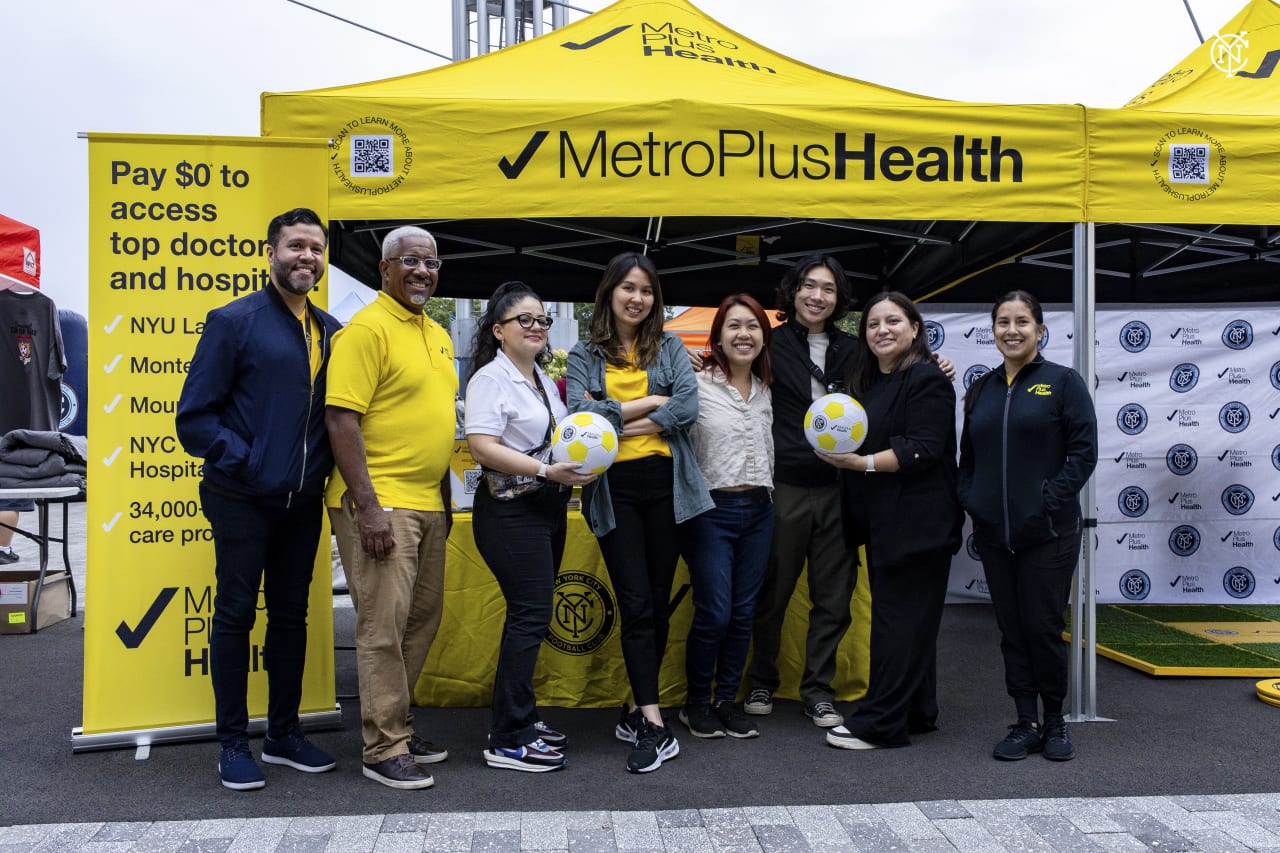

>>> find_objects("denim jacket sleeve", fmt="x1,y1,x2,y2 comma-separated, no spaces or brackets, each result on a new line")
565,342,624,432
647,333,700,434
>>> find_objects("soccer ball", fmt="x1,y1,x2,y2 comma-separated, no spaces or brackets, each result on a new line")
804,393,868,454
551,412,619,474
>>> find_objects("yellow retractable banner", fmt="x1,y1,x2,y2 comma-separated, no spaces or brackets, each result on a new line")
79,134,335,747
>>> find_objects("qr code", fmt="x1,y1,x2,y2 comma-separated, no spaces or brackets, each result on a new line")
1169,144,1209,184
351,136,393,176
463,469,483,494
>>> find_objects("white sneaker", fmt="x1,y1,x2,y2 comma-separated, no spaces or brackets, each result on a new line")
826,726,880,750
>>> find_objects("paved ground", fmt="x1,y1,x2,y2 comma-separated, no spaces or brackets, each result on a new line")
5,502,1280,851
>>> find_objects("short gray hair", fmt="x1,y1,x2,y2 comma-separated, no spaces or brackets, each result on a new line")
381,226,436,260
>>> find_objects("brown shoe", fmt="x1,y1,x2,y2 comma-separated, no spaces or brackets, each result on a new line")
362,753,434,789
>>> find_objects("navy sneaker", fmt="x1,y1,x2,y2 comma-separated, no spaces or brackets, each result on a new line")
485,739,566,773
218,741,265,791
626,719,680,773
1042,720,1075,761
993,721,1043,761
533,720,568,749
714,700,760,739
615,704,643,745
262,726,336,773
408,734,449,764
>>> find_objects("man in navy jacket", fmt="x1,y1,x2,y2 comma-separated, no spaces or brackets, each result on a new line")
176,208,342,791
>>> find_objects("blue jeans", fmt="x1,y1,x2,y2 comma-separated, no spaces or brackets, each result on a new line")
680,488,774,706
200,481,322,747
472,481,569,749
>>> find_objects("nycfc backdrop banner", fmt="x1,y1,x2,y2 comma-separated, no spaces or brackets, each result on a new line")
928,304,1280,606
80,134,336,748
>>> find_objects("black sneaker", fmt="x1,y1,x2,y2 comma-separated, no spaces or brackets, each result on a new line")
261,726,336,773
626,719,680,773
744,687,773,715
218,741,265,791
804,701,844,727
533,720,568,749
0,549,18,565
614,704,643,745
363,753,434,789
408,734,449,765
678,704,726,738
1041,720,1075,761
485,739,566,773
993,722,1043,761
713,700,760,739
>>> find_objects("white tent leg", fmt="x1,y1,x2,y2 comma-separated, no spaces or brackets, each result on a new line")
1068,222,1113,724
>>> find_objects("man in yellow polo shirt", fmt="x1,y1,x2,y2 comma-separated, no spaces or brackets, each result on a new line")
325,225,457,790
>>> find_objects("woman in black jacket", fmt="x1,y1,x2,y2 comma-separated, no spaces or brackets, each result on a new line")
817,291,962,749
957,290,1097,762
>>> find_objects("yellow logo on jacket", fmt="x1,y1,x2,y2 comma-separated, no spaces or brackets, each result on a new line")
1027,383,1053,396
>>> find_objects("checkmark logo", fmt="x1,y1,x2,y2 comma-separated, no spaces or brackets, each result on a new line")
1221,531,1233,542
1113,452,1125,463
102,511,122,532
1269,408,1279,419
103,393,123,413
963,327,976,339
104,314,123,334
1116,533,1128,544
561,24,630,50
1066,333,1074,340
1168,492,1180,504
1272,326,1279,336
1170,328,1182,339
1218,368,1229,379
1218,450,1229,461
1274,576,1280,584
103,447,122,467
115,587,178,649
1167,410,1177,421
498,131,549,179
103,354,123,373
965,579,976,589
1170,576,1181,587
1272,492,1280,502
1116,372,1128,382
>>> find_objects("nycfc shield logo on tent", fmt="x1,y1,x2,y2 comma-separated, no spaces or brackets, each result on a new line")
1120,569,1151,601
1218,401,1250,434
546,571,616,655
1274,526,1280,552
1118,486,1149,518
1169,363,1199,393
924,321,944,352
1117,403,1148,436
1221,484,1254,516
1273,444,1280,472
1168,525,1201,557
1221,319,1252,350
1119,321,1151,353
1271,361,1280,391
1223,567,1255,600
1166,444,1198,475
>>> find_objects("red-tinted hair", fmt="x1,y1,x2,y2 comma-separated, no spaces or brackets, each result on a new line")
705,292,773,386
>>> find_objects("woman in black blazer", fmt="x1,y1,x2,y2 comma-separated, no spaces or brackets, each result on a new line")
817,291,962,749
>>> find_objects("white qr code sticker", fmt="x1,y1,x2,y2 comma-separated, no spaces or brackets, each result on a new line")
1168,144,1210,184
351,135,394,177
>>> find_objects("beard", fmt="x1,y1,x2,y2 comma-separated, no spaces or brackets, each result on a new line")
272,260,320,296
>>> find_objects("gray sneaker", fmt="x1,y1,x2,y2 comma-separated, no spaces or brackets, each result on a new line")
363,753,434,789
408,734,448,765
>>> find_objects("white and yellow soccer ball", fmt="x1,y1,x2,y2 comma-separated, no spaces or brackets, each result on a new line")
804,393,869,454
551,411,619,474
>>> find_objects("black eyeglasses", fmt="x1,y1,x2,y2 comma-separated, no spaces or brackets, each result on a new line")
394,256,443,271
498,313,554,330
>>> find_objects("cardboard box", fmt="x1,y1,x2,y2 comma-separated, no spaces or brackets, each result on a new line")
0,570,72,634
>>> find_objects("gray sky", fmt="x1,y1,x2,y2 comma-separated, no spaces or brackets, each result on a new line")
7,0,1243,316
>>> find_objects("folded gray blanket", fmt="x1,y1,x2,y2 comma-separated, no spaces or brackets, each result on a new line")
0,473,85,490
0,430,89,466
0,455,68,480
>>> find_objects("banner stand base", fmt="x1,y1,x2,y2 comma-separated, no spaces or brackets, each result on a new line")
70,704,342,754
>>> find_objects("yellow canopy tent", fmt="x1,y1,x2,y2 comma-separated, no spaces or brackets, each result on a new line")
260,0,1087,305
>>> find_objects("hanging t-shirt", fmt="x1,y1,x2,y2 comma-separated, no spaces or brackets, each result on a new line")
0,289,66,435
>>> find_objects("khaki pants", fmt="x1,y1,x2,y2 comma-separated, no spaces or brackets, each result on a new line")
330,496,448,764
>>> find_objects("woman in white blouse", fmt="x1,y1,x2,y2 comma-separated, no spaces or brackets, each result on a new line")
678,293,775,740
464,282,596,773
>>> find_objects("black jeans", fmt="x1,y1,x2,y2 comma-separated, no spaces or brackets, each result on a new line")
472,481,569,749
200,481,322,747
976,525,1081,717
596,456,679,708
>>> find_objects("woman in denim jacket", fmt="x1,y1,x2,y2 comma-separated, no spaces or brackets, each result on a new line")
566,252,713,775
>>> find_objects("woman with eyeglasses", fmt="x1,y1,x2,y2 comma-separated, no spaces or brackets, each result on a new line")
464,282,597,773
566,252,713,774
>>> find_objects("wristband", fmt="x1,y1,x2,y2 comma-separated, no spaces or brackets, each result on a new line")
864,454,875,473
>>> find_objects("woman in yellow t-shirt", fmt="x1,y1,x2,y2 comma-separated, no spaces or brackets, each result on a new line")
566,252,713,775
